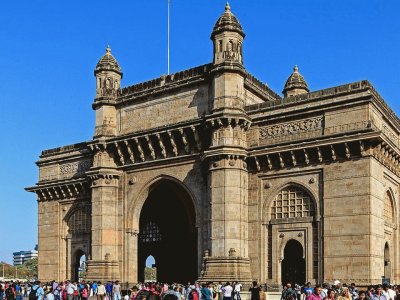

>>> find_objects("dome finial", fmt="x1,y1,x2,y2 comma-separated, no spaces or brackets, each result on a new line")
106,45,111,53
282,65,309,97
225,2,231,12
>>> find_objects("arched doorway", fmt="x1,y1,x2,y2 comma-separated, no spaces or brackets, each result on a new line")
144,255,157,282
281,239,306,285
73,250,86,282
384,242,391,280
138,179,197,283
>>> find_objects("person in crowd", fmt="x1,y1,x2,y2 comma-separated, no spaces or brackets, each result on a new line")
306,285,322,300
188,286,199,300
233,282,242,300
358,291,367,300
65,281,75,300
47,288,55,300
349,284,359,300
92,282,98,297
372,286,387,300
113,281,122,300
24,282,29,298
382,284,395,300
217,283,223,300
222,283,233,300
303,283,314,300
282,283,296,300
30,281,40,300
5,283,16,300
97,282,107,300
131,286,140,300
106,282,113,300
163,285,178,300
333,281,343,298
200,284,211,300
0,282,4,300
15,282,22,300
323,289,336,300
80,282,88,300
36,282,45,300
337,287,353,300
249,281,261,300
320,284,328,299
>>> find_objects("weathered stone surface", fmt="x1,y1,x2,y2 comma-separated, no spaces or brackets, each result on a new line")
26,4,400,286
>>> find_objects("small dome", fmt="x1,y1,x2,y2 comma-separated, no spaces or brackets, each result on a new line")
211,2,245,38
95,46,122,76
282,65,309,96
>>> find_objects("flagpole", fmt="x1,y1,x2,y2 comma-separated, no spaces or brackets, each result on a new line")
168,0,170,75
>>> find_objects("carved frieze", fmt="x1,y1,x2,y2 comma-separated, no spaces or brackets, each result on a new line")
259,117,323,145
60,160,92,179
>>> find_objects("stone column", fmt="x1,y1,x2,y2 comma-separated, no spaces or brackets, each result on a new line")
200,117,252,283
85,150,122,281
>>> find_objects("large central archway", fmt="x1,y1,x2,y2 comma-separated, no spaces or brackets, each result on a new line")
138,179,197,283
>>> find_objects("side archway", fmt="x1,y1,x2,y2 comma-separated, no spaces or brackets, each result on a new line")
281,239,306,285
262,183,319,286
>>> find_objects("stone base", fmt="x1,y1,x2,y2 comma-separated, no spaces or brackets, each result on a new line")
85,260,120,282
199,256,253,284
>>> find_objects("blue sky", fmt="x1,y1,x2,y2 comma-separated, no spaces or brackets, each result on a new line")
0,0,399,263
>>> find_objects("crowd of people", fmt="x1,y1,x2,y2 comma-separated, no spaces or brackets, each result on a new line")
280,281,400,300
1,280,400,300
0,281,249,300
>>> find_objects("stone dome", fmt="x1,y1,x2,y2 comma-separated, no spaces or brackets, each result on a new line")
95,46,122,76
282,65,309,96
211,2,245,38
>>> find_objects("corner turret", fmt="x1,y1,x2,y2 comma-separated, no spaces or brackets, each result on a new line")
93,46,122,138
211,2,245,66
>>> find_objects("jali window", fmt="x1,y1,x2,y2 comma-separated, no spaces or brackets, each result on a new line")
271,186,315,219
67,210,91,234
140,221,162,243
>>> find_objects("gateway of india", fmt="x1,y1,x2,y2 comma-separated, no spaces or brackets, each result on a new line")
27,3,400,287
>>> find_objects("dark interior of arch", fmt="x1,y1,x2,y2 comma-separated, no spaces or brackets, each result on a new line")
138,179,197,283
281,239,306,285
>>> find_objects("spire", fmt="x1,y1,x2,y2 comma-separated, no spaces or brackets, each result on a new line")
225,2,231,12
282,65,309,97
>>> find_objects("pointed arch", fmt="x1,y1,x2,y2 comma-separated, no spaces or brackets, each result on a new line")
66,208,91,235
262,181,319,222
384,189,396,225
126,174,200,231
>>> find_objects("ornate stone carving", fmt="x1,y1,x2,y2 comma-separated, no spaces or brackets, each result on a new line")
259,117,323,144
60,160,92,178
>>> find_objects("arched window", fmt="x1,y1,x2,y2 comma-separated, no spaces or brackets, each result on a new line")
384,191,395,224
271,186,315,219
140,221,162,243
67,210,91,234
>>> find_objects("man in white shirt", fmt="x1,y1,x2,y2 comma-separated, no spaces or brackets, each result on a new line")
66,281,75,300
222,282,233,300
234,282,242,300
382,284,395,300
113,281,122,300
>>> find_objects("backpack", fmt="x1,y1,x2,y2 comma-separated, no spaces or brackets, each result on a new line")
189,290,199,300
29,287,38,300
